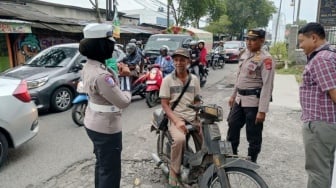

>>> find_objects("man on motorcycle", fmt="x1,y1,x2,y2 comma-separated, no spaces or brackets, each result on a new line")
210,40,225,66
189,40,200,79
130,39,146,73
120,42,142,81
159,47,201,187
154,45,175,77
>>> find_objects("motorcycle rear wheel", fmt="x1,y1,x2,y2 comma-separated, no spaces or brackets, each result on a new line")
212,60,217,70
146,90,159,108
71,101,87,127
207,167,268,188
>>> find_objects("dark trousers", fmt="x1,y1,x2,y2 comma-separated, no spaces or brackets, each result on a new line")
85,128,122,188
227,102,263,162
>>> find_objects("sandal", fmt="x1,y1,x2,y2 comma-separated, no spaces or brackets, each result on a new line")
168,175,180,188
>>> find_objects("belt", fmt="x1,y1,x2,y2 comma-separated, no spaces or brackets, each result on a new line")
88,101,121,113
237,88,261,96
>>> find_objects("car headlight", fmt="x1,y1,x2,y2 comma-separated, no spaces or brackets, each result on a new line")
27,76,49,89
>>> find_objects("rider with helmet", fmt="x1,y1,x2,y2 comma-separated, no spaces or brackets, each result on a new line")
120,42,142,81
210,40,225,67
189,40,200,79
130,38,145,73
154,45,175,77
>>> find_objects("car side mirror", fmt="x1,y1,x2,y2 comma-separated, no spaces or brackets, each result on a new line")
72,63,83,72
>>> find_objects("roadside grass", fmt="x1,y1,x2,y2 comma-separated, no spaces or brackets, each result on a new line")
276,64,305,84
0,56,10,72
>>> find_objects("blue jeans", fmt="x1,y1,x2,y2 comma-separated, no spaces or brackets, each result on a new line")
85,128,122,188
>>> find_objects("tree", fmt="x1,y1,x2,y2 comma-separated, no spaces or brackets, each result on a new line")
225,0,276,39
168,0,188,26
89,0,102,23
205,14,231,36
169,0,224,28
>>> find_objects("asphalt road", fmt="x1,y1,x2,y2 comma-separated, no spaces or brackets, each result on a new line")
0,64,232,188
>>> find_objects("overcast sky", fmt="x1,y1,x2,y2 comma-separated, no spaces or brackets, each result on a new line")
40,0,319,24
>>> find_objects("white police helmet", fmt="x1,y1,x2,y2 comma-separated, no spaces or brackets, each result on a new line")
83,23,115,42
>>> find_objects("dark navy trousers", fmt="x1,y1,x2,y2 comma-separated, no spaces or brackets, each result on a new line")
86,128,122,188
227,102,263,162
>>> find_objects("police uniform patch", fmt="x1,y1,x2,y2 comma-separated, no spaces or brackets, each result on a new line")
264,58,272,70
104,76,115,86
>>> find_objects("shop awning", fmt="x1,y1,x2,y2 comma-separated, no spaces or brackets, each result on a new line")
0,19,32,33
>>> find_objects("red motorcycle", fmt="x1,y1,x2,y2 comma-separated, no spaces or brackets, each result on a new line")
145,64,163,108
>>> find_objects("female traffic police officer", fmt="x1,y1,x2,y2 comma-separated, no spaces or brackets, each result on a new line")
227,29,275,163
79,23,132,188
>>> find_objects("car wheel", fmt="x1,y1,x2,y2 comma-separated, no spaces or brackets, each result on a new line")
51,87,74,112
0,132,8,168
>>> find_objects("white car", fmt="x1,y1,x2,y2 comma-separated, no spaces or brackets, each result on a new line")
0,76,39,168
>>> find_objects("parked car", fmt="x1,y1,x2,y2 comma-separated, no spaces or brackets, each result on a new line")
223,41,246,63
1,43,87,112
0,76,39,168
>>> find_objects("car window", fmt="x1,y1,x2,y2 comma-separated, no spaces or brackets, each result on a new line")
224,42,241,49
25,47,77,67
74,54,87,64
144,38,181,51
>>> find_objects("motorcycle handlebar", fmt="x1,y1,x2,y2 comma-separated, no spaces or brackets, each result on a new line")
186,104,202,111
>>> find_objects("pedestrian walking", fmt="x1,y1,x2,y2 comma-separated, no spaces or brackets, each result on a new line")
79,23,132,188
226,28,275,163
298,22,336,188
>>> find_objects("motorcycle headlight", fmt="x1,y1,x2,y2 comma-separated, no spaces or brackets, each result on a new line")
27,76,49,89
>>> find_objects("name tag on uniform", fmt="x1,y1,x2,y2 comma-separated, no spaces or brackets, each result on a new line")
247,62,257,71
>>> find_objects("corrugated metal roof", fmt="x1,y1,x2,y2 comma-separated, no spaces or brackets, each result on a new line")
0,2,82,33
0,2,160,34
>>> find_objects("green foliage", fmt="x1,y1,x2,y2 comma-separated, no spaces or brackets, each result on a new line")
207,0,227,22
170,0,227,28
276,64,305,83
0,56,10,73
205,15,231,34
270,42,288,61
225,0,277,38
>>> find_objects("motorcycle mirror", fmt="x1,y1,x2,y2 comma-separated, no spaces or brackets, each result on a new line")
194,95,202,103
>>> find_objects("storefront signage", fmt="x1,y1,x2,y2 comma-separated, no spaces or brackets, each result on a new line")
0,23,31,33
318,0,336,26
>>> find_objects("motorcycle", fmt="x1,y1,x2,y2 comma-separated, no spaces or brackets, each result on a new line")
71,81,88,127
150,97,268,187
121,62,147,99
211,50,225,70
131,73,147,98
145,64,163,108
189,65,208,88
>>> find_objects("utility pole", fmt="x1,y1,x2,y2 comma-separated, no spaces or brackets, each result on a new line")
167,0,170,28
274,0,282,44
296,0,301,25
106,0,113,21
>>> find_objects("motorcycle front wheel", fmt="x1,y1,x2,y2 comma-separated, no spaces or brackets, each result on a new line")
207,167,268,188
146,90,159,108
71,101,87,127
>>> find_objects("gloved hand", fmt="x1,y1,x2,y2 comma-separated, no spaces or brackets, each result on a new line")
118,63,131,77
